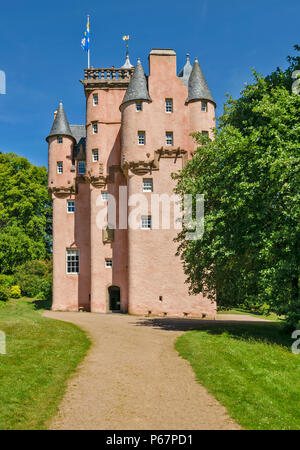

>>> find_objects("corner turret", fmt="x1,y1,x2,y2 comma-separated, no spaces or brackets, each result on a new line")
186,58,215,104
120,59,151,108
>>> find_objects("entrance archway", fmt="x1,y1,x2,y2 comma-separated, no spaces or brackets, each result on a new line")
108,286,120,311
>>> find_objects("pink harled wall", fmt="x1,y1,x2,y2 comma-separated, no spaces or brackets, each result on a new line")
85,88,128,312
121,49,216,318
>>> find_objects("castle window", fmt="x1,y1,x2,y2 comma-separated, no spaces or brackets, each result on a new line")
165,99,173,113
57,136,63,144
92,149,99,162
66,249,79,274
138,131,145,145
101,191,108,201
141,215,151,229
57,161,63,174
166,132,173,146
78,161,86,174
93,94,98,106
105,259,112,268
143,179,153,192
136,102,142,111
67,200,75,213
202,131,209,137
92,123,98,134
201,102,207,112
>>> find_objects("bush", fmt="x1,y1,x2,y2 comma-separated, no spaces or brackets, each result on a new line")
0,274,14,290
0,286,9,302
10,285,21,298
36,275,52,301
13,260,50,298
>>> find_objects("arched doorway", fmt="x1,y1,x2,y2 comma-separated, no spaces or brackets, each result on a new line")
108,286,120,311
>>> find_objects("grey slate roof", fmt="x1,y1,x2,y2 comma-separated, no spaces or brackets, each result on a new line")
178,53,193,87
70,125,86,160
186,59,215,104
46,102,74,141
120,58,151,107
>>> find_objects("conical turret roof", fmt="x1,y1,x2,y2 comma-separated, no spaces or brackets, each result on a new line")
178,53,193,87
46,102,74,142
120,59,151,108
186,59,214,104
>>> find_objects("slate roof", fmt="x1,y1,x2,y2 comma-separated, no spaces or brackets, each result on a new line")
46,102,74,141
120,58,151,107
178,53,193,87
186,59,215,104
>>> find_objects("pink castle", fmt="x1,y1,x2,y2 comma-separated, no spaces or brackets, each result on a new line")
47,49,216,318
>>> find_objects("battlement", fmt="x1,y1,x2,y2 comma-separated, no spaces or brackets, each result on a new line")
81,67,134,91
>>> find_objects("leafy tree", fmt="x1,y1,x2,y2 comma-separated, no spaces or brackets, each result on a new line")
0,153,52,273
174,47,300,327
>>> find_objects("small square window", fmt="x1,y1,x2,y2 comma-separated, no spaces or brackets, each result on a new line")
67,200,75,213
138,131,145,145
101,191,108,201
92,123,98,134
166,132,173,146
136,102,142,111
201,102,207,112
202,131,209,137
92,149,99,162
141,215,151,229
66,249,79,274
105,259,112,268
57,136,63,144
93,94,98,106
143,179,153,192
57,162,63,174
165,99,173,113
78,161,86,174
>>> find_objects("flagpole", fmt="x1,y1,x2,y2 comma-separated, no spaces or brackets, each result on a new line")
87,15,90,69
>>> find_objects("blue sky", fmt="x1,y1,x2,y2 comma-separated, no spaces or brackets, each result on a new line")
0,0,299,167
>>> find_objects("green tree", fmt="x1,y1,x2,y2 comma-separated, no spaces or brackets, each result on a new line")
0,153,51,273
174,47,300,327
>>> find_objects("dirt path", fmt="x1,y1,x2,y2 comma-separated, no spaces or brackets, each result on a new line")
43,312,262,430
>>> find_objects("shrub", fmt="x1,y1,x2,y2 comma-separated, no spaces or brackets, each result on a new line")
0,286,9,302
0,274,14,290
13,260,50,297
10,285,21,298
36,275,52,301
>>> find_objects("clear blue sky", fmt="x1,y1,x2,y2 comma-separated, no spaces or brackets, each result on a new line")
0,0,299,167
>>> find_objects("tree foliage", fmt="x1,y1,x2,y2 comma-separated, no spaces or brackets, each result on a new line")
174,47,300,326
0,153,51,273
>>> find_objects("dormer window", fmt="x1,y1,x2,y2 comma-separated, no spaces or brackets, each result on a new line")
136,102,142,111
92,123,98,134
165,99,173,113
78,161,86,174
57,136,63,144
138,131,145,145
93,94,98,106
166,132,173,146
201,102,207,112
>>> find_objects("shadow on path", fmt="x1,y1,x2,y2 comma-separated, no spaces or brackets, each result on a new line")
135,317,292,349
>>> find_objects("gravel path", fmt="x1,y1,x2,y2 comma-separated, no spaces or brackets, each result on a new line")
43,312,264,430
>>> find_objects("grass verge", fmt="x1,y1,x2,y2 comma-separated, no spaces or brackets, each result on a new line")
0,299,90,430
175,320,300,430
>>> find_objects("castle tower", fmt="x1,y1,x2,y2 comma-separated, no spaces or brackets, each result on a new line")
47,48,217,318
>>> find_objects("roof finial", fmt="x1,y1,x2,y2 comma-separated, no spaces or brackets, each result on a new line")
121,35,133,68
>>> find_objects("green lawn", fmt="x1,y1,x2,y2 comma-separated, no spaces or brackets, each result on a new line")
175,321,300,430
0,299,90,430
217,307,282,321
